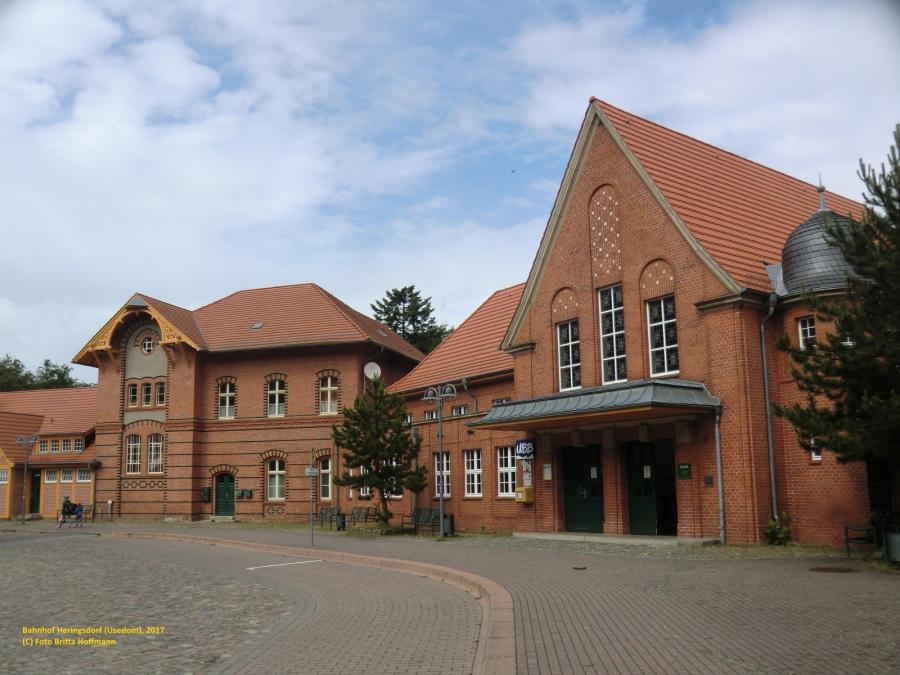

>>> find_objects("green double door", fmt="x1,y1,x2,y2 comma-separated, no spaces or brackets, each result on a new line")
564,446,604,532
215,473,235,516
627,441,677,535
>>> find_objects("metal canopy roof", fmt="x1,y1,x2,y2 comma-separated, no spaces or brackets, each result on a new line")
469,379,721,432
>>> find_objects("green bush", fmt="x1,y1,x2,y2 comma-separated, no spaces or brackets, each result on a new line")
762,512,791,545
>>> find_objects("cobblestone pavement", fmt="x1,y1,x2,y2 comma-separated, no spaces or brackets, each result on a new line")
0,530,479,674
4,521,900,674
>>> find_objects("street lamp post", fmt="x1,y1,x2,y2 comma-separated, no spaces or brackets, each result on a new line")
15,434,39,525
423,383,456,538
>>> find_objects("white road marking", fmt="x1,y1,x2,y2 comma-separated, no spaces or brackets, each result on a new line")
246,559,323,571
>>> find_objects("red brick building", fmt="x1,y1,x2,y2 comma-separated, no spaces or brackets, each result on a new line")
72,284,422,521
392,100,896,546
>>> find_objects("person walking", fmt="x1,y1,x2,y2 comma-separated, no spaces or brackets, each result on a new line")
57,496,75,528
74,502,85,528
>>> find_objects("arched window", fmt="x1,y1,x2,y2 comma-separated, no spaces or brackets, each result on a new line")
148,433,164,473
317,370,340,415
267,459,286,500
126,435,141,474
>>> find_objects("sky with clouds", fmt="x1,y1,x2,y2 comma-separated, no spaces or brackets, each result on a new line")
1,0,898,384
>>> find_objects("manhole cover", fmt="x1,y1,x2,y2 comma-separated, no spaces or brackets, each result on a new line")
809,566,856,573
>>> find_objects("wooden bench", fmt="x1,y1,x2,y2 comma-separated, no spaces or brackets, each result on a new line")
401,507,441,534
349,506,377,526
844,524,875,558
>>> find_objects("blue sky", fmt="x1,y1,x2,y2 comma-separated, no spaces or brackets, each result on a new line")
1,0,898,384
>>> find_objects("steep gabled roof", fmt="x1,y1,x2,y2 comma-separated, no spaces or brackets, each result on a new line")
596,100,862,290
390,283,524,394
0,411,43,464
503,99,864,350
193,284,424,361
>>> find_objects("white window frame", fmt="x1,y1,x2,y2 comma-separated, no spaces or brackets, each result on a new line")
62,439,72,453
451,404,468,416
141,383,152,406
464,449,482,497
50,439,59,453
39,440,47,453
424,410,437,421
359,466,371,498
126,435,141,474
319,376,339,415
148,433,164,473
218,382,236,419
403,414,414,425
385,457,403,498
127,383,138,407
267,379,286,418
557,320,581,390
45,470,57,483
61,469,73,483
268,459,286,501
141,336,156,354
435,452,451,498
156,382,166,406
798,316,816,349
74,438,84,453
497,446,516,496
599,284,627,384
76,469,91,483
320,457,331,501
492,398,511,406
0,469,9,484
648,296,679,376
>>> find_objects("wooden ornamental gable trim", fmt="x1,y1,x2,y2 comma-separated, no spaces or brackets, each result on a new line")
502,100,740,352
74,295,202,366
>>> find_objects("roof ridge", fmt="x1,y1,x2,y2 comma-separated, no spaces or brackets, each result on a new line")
593,99,858,203
309,284,370,341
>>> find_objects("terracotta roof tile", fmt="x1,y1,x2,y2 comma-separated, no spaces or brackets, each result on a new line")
132,294,206,348
595,100,864,291
193,283,423,361
390,283,524,393
0,388,98,463
0,411,43,463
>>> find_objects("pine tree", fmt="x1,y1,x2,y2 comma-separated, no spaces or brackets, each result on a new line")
777,125,900,462
371,285,451,354
332,377,426,524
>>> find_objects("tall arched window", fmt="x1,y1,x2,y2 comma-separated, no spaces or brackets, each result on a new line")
319,375,339,414
267,459,285,500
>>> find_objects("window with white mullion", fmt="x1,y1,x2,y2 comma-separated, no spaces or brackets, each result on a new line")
126,435,141,474
319,376,339,414
557,320,581,390
268,459,286,500
267,379,286,417
647,296,679,376
464,450,482,497
218,382,236,419
148,433,164,473
798,317,816,349
320,457,331,500
497,446,516,496
599,284,627,383
435,452,451,498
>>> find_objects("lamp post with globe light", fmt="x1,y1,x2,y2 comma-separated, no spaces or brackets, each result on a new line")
423,383,456,538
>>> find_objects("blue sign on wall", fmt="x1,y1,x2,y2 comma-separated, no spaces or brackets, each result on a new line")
514,439,535,460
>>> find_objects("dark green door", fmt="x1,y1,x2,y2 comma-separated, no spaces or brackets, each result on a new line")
628,441,677,536
628,443,657,535
215,473,235,516
30,471,41,514
564,446,604,532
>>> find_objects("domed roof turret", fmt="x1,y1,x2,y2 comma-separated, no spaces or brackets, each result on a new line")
780,186,853,296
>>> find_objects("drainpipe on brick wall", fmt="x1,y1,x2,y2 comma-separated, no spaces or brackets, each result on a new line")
714,408,725,544
460,377,477,413
760,293,780,522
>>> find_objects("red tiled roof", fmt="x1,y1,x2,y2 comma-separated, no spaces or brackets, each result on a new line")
132,293,206,348
390,283,524,393
594,100,864,290
193,283,424,361
0,388,97,463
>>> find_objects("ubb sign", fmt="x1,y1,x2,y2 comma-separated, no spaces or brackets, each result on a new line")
514,440,534,460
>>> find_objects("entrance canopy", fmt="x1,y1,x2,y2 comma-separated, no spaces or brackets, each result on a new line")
469,379,721,432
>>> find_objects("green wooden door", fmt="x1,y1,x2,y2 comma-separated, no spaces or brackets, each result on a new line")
564,446,604,532
628,443,657,535
215,473,235,516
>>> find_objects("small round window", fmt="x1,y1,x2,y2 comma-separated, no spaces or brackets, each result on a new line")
141,336,156,354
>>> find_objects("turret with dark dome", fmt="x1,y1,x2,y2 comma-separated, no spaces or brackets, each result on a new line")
780,185,854,296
